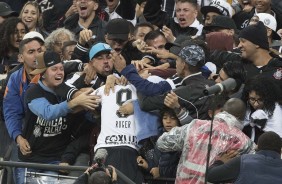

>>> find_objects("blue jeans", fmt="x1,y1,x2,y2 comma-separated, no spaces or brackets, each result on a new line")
15,161,60,184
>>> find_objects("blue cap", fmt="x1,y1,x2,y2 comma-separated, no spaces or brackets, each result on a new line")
89,43,112,60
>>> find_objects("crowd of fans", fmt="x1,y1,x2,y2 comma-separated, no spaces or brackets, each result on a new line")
0,0,282,184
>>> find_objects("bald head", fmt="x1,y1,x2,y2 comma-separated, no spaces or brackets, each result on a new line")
257,131,282,154
88,171,111,184
223,98,246,120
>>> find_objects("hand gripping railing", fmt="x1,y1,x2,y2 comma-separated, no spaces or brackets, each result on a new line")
0,160,135,184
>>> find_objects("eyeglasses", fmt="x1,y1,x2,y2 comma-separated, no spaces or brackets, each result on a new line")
54,41,64,47
249,97,263,104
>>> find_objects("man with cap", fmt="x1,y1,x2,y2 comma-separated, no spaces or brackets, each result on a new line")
2,35,84,169
249,13,281,53
141,41,215,120
74,18,145,66
204,15,237,36
201,0,234,26
0,2,18,24
105,18,145,65
208,131,282,183
15,51,99,184
232,0,282,30
238,21,282,90
157,98,255,184
55,42,113,102
113,39,215,122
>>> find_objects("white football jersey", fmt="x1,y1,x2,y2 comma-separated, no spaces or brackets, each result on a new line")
94,84,138,151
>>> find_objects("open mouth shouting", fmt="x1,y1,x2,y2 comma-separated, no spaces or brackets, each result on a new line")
178,17,187,27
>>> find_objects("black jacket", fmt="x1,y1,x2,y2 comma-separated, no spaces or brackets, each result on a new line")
64,14,106,41
143,0,199,37
138,73,215,120
233,8,282,30
243,57,282,90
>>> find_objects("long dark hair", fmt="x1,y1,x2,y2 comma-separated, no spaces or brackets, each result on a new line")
222,60,246,92
242,76,282,116
0,17,28,58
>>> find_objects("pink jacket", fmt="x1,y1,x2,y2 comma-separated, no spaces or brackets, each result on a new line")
157,111,256,184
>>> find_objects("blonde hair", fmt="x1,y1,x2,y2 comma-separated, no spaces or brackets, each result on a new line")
19,1,43,30
45,28,76,50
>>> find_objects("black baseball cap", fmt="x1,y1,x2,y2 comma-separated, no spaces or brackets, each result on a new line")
0,2,18,17
106,18,130,41
30,51,62,75
204,15,237,31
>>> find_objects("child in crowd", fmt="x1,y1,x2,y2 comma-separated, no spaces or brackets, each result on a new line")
137,107,181,183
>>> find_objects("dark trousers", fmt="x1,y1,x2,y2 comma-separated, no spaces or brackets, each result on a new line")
101,146,144,184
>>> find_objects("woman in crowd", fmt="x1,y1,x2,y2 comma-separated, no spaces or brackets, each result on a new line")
0,17,28,74
19,1,48,38
242,77,282,143
44,28,76,60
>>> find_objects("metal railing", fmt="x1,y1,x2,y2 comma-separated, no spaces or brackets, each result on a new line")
0,160,176,184
0,160,135,184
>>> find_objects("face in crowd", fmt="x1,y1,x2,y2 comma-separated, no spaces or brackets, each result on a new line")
62,44,76,61
20,40,42,73
20,2,41,31
106,0,120,13
11,22,27,49
238,38,257,60
146,34,167,51
52,33,71,58
42,63,65,90
90,51,113,77
254,0,271,13
175,56,186,78
77,0,98,20
215,69,229,83
162,111,180,132
134,26,153,41
105,36,128,54
175,1,198,28
248,90,264,110
204,12,220,26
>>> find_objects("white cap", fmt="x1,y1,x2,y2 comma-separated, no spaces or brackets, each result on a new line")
256,13,277,31
201,0,233,18
205,62,217,74
256,13,281,40
23,31,45,42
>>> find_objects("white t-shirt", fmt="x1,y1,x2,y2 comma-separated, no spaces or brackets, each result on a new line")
94,84,138,151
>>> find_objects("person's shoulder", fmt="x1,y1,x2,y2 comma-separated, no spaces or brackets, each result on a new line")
268,57,282,66
8,66,24,82
64,14,79,29
25,84,44,100
26,83,42,93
